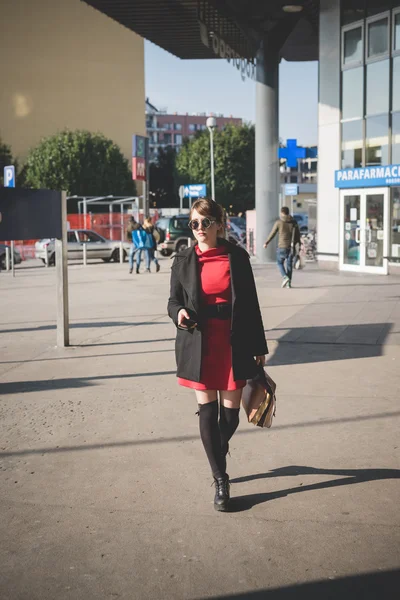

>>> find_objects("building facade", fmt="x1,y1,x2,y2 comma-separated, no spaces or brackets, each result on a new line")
145,99,242,161
319,0,400,274
0,0,145,164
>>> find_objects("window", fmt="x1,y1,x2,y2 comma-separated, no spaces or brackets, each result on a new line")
67,232,77,243
366,114,389,165
390,188,400,260
341,120,363,169
393,56,400,111
392,112,400,163
174,134,182,145
366,59,389,115
174,123,182,131
342,67,363,119
189,124,196,131
366,14,389,59
78,231,104,243
162,123,172,130
343,24,363,66
394,11,400,52
173,218,190,231
163,133,172,144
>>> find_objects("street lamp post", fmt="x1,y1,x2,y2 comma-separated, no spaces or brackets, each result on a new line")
206,116,217,201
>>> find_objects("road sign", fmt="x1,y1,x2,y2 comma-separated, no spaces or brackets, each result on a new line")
284,183,298,196
4,166,15,188
183,184,206,198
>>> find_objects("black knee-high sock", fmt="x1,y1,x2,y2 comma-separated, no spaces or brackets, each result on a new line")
219,405,240,457
198,401,224,479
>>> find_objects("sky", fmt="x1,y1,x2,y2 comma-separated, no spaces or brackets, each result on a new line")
145,40,318,147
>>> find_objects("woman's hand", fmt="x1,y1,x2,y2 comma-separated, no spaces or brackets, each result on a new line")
255,355,266,366
177,308,196,329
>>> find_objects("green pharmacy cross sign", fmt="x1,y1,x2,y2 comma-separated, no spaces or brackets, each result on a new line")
132,135,147,159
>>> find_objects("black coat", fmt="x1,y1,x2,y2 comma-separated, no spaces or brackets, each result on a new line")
167,239,268,383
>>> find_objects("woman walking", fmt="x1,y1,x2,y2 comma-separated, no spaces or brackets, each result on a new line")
143,217,160,273
168,198,268,511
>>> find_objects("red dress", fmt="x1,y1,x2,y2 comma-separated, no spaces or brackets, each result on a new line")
178,245,246,391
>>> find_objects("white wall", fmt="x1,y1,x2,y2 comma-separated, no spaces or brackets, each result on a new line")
317,0,341,263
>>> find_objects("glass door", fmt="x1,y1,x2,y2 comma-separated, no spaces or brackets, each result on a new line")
340,188,389,274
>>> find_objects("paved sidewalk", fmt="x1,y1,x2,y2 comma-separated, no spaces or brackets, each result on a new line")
0,259,399,599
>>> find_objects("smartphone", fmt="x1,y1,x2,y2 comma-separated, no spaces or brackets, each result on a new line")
182,317,197,329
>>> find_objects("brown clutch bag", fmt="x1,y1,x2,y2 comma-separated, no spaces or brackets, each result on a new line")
241,366,277,428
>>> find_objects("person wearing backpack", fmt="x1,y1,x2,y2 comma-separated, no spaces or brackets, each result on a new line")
143,217,161,273
126,216,143,275
263,206,300,288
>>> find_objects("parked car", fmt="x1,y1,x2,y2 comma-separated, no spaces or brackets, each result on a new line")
0,244,22,269
155,216,194,256
293,213,309,233
35,229,131,265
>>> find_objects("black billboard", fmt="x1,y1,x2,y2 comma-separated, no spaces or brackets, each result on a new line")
0,188,62,241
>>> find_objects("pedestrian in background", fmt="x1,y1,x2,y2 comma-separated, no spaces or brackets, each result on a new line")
168,198,268,512
126,216,142,275
264,206,300,288
143,217,161,273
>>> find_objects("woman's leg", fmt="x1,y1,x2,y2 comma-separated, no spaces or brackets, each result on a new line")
195,390,224,480
219,389,242,472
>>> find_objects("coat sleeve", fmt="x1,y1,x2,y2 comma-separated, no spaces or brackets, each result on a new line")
265,221,279,245
167,263,185,327
241,253,269,356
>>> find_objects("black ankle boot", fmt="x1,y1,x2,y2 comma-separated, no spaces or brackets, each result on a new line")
213,474,230,512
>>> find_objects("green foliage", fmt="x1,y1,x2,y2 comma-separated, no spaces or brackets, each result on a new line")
0,136,14,186
150,146,179,208
22,130,136,197
176,123,255,213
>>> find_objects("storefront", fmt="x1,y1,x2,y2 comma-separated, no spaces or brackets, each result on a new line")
335,165,400,274
318,1,400,275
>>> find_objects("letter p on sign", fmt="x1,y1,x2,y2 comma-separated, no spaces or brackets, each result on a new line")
4,166,15,188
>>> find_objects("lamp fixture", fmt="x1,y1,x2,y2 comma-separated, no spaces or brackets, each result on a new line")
282,5,304,13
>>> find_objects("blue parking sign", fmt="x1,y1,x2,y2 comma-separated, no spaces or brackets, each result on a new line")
4,166,15,188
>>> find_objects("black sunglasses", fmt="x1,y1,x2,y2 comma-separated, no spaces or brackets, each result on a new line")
189,217,216,231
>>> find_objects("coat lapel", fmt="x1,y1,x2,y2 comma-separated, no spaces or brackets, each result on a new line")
176,247,201,314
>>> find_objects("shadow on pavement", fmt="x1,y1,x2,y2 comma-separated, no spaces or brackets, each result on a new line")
0,370,177,395
0,321,167,334
267,323,392,366
0,347,174,365
228,465,400,512
203,569,400,599
1,411,399,457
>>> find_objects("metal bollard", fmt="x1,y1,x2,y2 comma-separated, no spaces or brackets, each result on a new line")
83,243,87,266
11,241,15,277
5,246,10,271
119,241,124,264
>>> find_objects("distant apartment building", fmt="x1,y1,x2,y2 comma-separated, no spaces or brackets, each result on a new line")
280,146,318,185
146,98,242,162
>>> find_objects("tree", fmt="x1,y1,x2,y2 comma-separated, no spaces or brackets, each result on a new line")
149,146,179,208
22,130,136,203
176,124,255,213
0,136,14,186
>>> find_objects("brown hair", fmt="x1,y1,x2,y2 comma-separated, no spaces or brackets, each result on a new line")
190,198,226,232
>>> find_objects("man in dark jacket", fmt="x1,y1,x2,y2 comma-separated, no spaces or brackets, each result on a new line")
263,206,300,288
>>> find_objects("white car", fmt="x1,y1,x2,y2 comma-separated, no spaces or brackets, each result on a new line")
35,229,131,265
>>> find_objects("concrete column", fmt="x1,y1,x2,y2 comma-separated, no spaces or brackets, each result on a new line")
255,42,280,263
317,0,341,267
